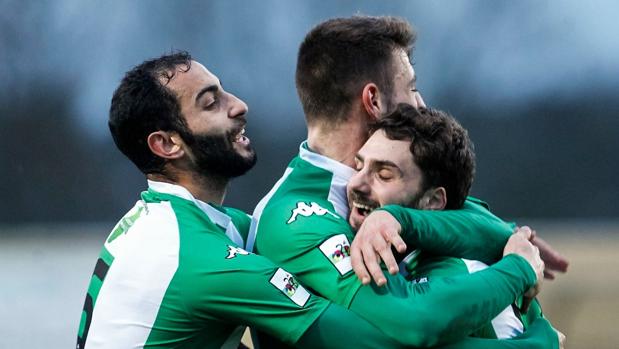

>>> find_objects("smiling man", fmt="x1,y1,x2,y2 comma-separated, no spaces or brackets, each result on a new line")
252,15,561,349
347,104,562,342
75,51,418,349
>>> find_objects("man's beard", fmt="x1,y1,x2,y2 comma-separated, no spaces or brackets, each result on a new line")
186,130,257,179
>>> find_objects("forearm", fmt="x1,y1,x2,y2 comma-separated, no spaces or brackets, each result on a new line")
295,303,404,349
433,317,559,349
382,199,513,264
350,255,536,347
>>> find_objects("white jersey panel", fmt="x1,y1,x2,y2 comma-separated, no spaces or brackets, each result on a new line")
85,201,180,348
462,259,524,339
248,166,293,252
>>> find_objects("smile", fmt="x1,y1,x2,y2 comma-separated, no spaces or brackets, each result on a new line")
232,127,250,146
352,201,378,217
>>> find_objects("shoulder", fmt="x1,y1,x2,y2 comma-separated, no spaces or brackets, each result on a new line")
261,197,351,237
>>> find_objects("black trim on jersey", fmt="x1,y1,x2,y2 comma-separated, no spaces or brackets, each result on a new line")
93,258,110,281
77,258,111,348
77,294,93,349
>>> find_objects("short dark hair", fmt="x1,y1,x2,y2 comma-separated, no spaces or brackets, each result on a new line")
296,16,416,124
371,104,475,209
108,51,193,174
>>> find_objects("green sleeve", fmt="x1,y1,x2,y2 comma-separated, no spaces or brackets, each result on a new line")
349,254,537,347
434,317,559,349
296,303,404,349
255,199,363,307
193,250,330,345
381,197,514,264
517,297,544,330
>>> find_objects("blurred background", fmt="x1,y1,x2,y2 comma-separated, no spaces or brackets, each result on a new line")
0,0,617,347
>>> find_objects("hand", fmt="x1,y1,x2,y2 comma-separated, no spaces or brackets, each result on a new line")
557,329,566,349
350,210,407,286
503,226,544,311
531,234,569,280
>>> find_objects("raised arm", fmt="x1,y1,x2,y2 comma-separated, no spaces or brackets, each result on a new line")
385,198,513,264
351,198,567,286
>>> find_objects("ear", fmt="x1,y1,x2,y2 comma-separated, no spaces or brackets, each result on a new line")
361,83,383,121
147,131,185,160
420,187,447,210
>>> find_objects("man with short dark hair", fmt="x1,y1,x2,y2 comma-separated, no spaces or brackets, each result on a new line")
252,16,564,348
76,51,414,349
348,104,555,340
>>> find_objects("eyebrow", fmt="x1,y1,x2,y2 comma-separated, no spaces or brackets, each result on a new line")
356,154,401,171
195,84,219,106
372,159,399,169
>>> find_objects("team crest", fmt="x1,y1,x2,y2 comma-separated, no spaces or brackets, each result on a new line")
270,268,310,306
319,234,353,275
287,201,339,224
225,245,250,259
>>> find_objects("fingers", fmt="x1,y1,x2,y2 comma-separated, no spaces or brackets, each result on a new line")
520,294,533,313
557,330,566,349
514,226,533,240
390,233,407,254
543,269,556,280
363,244,386,286
350,210,405,286
351,241,371,285
377,243,399,275
533,236,569,273
520,283,541,313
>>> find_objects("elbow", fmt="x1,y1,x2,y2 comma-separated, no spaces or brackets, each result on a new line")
394,309,447,347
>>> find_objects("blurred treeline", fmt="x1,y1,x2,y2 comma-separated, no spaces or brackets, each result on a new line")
1,0,617,223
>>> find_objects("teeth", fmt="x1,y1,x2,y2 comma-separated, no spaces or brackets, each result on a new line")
352,201,375,212
234,128,246,141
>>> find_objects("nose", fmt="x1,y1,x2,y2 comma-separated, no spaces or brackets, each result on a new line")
414,91,426,109
348,171,371,197
228,92,248,119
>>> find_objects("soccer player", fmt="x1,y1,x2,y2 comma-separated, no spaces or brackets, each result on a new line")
76,51,421,349
252,16,564,348
347,104,560,341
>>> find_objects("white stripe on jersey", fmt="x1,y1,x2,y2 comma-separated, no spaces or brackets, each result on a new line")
298,141,354,219
462,259,524,339
249,167,294,252
85,201,180,348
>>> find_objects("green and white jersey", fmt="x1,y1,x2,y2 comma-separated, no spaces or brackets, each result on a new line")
403,252,526,339
251,142,547,347
77,180,328,349
251,142,362,307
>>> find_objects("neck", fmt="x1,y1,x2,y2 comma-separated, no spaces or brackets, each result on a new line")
307,119,368,168
147,170,229,205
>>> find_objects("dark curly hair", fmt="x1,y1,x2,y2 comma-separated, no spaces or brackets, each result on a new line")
370,104,476,209
296,16,416,124
108,51,193,174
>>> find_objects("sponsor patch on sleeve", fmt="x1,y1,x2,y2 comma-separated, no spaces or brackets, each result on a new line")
269,268,310,307
319,234,353,275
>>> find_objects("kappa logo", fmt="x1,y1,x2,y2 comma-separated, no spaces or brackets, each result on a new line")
287,201,339,224
225,245,250,259
269,268,310,307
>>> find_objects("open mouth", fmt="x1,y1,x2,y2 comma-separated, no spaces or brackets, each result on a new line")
352,200,379,218
232,127,250,146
